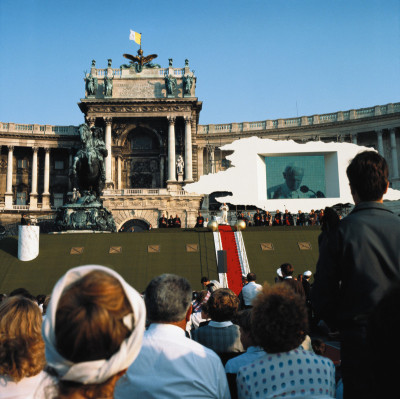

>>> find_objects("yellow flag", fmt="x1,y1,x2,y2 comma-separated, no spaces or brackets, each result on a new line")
129,29,141,45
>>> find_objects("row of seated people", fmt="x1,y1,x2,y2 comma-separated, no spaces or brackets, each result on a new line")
158,214,182,228
0,264,395,398
238,208,329,226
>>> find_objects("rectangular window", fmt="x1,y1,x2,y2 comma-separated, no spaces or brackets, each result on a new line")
55,160,64,170
17,159,28,168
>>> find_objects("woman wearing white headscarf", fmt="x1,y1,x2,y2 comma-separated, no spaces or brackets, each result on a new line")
40,265,146,399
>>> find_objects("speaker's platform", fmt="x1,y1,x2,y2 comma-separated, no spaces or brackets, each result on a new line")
0,226,321,296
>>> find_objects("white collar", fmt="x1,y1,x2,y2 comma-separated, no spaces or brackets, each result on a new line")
208,320,233,328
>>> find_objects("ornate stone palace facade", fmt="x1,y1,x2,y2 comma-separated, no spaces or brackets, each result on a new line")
1,56,400,228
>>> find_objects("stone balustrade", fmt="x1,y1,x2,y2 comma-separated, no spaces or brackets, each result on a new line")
197,102,400,135
2,102,398,138
0,123,78,136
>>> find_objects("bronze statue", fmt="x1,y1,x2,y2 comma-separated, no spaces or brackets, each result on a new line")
123,48,158,73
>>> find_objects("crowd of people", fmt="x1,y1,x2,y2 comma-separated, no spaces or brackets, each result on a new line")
1,151,399,399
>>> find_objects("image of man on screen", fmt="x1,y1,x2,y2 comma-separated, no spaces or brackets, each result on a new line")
268,165,323,199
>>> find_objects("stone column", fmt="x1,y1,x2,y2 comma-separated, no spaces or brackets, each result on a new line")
86,116,95,128
390,128,399,179
42,148,51,210
197,146,204,178
376,130,384,156
104,117,113,188
167,116,176,182
209,146,216,174
184,117,193,182
29,147,39,210
117,156,122,189
5,145,14,209
160,155,165,188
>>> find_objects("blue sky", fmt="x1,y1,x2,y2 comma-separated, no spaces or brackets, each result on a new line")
0,0,399,126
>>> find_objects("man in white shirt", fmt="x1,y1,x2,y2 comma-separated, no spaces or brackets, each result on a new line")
115,274,230,399
241,272,262,308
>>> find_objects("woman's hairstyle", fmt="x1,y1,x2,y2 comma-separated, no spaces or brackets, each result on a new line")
203,288,239,322
55,270,133,363
0,296,45,381
251,284,308,353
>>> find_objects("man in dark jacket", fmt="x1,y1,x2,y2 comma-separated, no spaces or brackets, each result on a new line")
311,151,400,399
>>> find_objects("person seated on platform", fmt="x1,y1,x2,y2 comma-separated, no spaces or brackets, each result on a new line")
0,296,46,399
279,263,305,298
241,272,262,309
167,214,175,228
263,211,271,226
317,208,325,225
296,209,306,226
158,213,168,228
237,212,249,226
173,214,181,228
225,310,265,374
192,288,244,356
195,212,205,227
20,213,29,226
115,274,230,399
272,210,282,226
253,209,262,226
308,209,317,225
236,284,336,399
42,265,146,399
283,209,294,226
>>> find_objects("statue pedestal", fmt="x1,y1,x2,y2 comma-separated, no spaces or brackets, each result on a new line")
18,225,40,261
42,193,51,210
177,174,184,182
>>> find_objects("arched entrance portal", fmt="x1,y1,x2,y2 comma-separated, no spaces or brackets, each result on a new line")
119,219,150,232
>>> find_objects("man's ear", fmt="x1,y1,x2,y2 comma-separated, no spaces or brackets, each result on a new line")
384,181,389,194
185,305,192,322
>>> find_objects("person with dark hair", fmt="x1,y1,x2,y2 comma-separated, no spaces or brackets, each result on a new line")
173,214,181,228
167,215,174,228
115,274,229,399
283,209,294,225
272,210,282,226
225,310,265,374
263,211,271,226
296,210,306,226
241,272,262,308
311,151,400,399
253,209,262,226
195,212,204,227
192,288,244,354
158,213,167,228
279,263,305,298
367,282,400,398
237,284,335,398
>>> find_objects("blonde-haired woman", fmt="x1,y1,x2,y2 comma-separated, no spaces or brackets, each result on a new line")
42,264,146,399
0,296,46,398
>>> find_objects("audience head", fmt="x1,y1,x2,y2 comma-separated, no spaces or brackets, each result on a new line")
311,338,326,356
246,272,257,282
203,288,239,322
145,273,192,323
346,150,389,202
251,284,308,353
234,309,256,350
303,270,312,280
9,287,36,302
280,263,294,277
0,296,45,382
42,265,146,394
